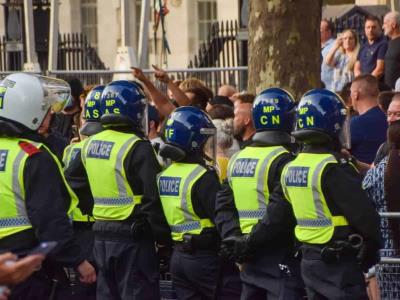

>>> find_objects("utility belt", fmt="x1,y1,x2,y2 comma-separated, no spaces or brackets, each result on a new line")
302,234,366,264
93,217,151,241
173,233,220,254
72,221,95,230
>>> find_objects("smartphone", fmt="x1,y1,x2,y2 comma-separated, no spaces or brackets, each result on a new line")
27,241,58,256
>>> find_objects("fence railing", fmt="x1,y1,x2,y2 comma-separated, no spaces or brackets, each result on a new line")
377,212,400,299
46,66,249,95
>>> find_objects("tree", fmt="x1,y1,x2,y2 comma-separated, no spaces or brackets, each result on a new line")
247,0,323,99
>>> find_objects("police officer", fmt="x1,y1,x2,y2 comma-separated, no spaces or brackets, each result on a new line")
63,85,105,299
216,88,304,299
281,89,382,299
0,73,96,299
64,85,105,217
66,80,170,299
158,106,230,299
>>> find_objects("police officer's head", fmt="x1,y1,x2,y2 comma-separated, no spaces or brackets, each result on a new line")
80,85,105,137
100,80,147,133
0,73,70,134
293,89,350,149
252,87,296,144
160,106,216,162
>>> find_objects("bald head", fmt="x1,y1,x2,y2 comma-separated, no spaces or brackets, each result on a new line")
352,74,379,98
351,74,379,114
383,11,400,38
387,93,400,124
233,96,255,141
218,85,237,98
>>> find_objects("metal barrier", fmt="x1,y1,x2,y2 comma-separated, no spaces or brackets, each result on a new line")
47,66,249,95
376,212,400,300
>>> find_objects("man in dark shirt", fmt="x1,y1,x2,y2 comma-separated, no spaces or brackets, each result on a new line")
383,11,400,89
350,75,388,163
374,93,400,164
354,15,387,79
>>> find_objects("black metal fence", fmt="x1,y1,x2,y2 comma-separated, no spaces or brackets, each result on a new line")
0,37,24,71
0,33,106,72
57,33,106,71
330,15,384,45
187,11,385,72
188,20,245,91
189,20,239,69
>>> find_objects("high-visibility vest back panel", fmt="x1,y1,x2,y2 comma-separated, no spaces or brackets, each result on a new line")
0,138,33,238
228,146,288,233
82,130,143,221
63,141,94,222
281,153,349,244
157,163,214,241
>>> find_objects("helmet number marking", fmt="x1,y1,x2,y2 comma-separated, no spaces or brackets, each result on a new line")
297,117,314,128
93,91,101,100
260,115,280,125
165,128,174,139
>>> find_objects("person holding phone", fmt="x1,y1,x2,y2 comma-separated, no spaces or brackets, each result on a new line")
0,252,44,285
0,252,44,300
0,73,96,300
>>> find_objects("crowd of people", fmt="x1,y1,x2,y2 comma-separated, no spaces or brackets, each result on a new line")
0,10,400,300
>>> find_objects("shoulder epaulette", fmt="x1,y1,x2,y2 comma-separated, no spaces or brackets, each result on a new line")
19,141,41,156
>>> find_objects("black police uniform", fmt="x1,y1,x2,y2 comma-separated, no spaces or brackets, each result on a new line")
0,125,90,300
298,144,382,300
215,134,305,300
65,127,171,300
166,155,241,300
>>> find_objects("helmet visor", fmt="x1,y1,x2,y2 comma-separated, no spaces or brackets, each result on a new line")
38,76,71,113
339,112,351,150
202,127,217,167
142,101,149,137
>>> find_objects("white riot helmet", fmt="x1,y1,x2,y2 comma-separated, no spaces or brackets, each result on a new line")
0,73,71,130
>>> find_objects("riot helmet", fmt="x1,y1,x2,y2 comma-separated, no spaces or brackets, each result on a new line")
100,80,147,132
293,89,350,148
80,85,105,136
252,87,296,144
161,106,216,162
0,73,70,131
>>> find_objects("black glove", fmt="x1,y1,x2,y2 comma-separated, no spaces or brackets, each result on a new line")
130,217,151,240
220,235,251,263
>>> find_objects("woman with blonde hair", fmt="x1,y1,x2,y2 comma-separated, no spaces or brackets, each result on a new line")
324,29,360,92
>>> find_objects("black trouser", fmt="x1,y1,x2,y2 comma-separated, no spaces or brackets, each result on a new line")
9,268,53,300
217,260,242,300
301,245,368,300
240,254,304,300
241,278,304,300
170,248,221,300
56,223,96,300
94,228,160,300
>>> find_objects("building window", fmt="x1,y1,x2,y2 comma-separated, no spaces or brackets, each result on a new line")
81,0,98,48
198,0,217,44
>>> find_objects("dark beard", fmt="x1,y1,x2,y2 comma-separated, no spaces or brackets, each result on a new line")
233,126,245,142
